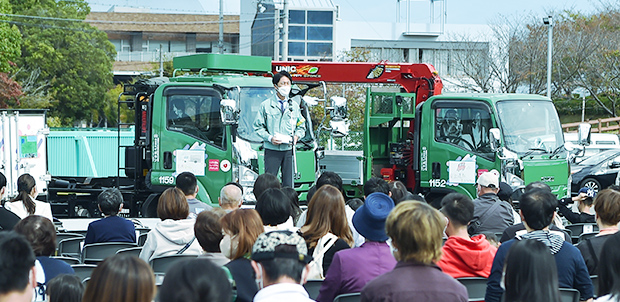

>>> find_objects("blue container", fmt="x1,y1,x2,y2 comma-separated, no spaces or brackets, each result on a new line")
47,128,134,177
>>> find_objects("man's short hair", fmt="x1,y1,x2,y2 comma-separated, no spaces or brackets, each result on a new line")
176,172,197,196
194,211,224,253
255,188,291,226
272,71,292,85
316,171,343,193
220,184,242,207
98,188,124,216
364,177,390,196
520,189,557,230
0,232,36,295
524,181,551,193
0,171,6,189
440,193,474,226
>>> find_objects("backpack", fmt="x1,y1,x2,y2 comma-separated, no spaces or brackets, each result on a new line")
307,233,338,280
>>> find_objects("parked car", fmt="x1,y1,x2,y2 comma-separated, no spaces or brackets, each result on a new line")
571,149,620,193
565,132,620,160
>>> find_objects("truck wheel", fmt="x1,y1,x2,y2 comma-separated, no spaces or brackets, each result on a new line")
580,178,601,193
141,193,161,218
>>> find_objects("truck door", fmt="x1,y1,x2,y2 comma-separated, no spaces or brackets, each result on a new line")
150,86,232,205
419,100,497,201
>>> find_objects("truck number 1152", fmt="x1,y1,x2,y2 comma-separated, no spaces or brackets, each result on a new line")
429,179,446,187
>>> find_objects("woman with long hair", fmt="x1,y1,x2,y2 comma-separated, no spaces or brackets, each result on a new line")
299,184,353,279
221,208,264,302
139,187,202,262
5,173,52,221
82,254,155,302
503,239,560,302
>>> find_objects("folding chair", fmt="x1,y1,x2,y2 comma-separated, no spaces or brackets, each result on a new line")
303,279,323,300
457,277,488,302
149,254,199,274
559,288,580,302
55,233,85,254
116,247,143,258
138,233,149,246
58,237,84,259
82,242,137,264
71,264,97,283
333,293,361,302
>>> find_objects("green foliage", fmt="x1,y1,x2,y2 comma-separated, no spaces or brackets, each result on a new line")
0,0,21,73
9,0,116,126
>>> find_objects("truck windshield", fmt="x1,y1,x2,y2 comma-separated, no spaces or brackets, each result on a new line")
496,100,564,154
236,87,276,143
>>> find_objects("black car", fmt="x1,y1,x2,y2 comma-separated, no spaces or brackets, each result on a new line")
571,149,620,193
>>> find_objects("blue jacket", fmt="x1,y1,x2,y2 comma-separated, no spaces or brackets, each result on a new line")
485,238,593,302
85,215,136,245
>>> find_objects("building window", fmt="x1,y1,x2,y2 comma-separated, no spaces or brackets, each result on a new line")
307,42,331,56
289,26,305,40
307,11,332,24
289,10,305,24
307,26,332,41
289,42,305,56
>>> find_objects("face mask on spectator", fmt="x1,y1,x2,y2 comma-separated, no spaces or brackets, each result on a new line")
220,233,239,259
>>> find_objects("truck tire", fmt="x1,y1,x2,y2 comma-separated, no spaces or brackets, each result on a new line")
141,193,161,218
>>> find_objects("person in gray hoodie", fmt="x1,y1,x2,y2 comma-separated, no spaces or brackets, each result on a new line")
139,188,202,262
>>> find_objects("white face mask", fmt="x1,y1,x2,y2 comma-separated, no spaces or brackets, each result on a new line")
255,262,265,290
276,85,291,98
220,233,239,259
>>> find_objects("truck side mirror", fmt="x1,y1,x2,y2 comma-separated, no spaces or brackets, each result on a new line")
220,99,238,125
330,120,350,137
489,128,501,152
577,123,591,145
330,96,348,121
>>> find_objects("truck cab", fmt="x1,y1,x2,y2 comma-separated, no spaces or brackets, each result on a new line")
367,92,570,205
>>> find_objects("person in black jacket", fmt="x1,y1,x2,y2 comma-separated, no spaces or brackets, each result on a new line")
0,172,21,231
557,187,596,224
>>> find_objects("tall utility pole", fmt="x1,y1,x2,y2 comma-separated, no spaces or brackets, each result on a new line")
159,44,163,77
282,0,289,61
543,15,553,98
218,0,224,54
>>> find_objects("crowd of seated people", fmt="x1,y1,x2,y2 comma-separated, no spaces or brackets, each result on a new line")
2,168,620,302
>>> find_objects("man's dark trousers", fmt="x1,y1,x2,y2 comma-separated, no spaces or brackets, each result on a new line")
264,148,293,187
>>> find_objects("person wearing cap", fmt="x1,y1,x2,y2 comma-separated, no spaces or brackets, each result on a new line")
557,187,596,224
469,170,514,235
315,192,397,302
437,193,497,278
250,230,314,302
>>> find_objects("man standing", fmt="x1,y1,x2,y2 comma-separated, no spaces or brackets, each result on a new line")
251,230,314,302
253,71,306,188
0,232,37,302
0,172,21,231
176,171,212,218
469,170,513,235
219,183,243,212
485,189,593,302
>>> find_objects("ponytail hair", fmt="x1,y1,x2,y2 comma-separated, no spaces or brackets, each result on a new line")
10,174,37,215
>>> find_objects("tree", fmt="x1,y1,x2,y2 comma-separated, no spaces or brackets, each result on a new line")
9,0,116,126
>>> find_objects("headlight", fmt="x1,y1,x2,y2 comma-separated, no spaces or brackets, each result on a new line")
505,172,525,188
239,166,258,204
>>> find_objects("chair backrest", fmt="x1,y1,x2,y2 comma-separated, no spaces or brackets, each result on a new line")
149,254,199,274
55,233,85,251
52,256,81,265
82,242,137,264
457,277,488,301
591,275,599,298
71,264,98,282
135,227,151,235
138,233,149,246
333,293,361,302
116,247,143,258
303,279,323,300
58,237,84,259
82,277,90,285
565,223,598,242
559,288,580,302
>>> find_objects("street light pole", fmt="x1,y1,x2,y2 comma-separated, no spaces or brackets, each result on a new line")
543,15,553,98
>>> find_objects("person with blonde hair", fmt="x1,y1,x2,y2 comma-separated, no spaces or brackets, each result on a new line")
139,188,202,262
221,209,265,302
361,201,468,302
82,254,155,302
577,188,620,275
298,184,353,279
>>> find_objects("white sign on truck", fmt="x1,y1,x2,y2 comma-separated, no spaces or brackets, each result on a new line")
0,110,49,200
